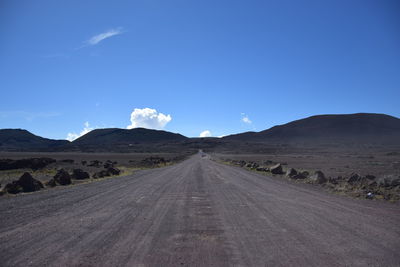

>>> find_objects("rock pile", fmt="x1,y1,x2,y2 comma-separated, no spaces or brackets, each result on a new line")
72,169,90,180
222,158,400,201
46,169,72,187
93,167,121,178
4,172,44,194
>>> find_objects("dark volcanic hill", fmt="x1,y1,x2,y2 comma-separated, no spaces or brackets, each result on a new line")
0,129,69,151
224,113,400,145
1,113,399,152
72,128,188,146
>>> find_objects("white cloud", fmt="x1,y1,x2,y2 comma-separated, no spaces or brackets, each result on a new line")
127,108,172,130
67,121,94,141
241,113,252,124
199,130,212,137
84,28,123,46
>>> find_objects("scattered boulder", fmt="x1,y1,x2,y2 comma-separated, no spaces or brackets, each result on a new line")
367,180,378,187
107,167,121,176
88,160,102,167
366,192,374,199
18,172,44,192
292,171,308,180
365,175,376,180
263,160,274,165
250,162,259,169
239,160,246,167
93,167,120,179
4,181,22,194
45,178,57,187
140,157,167,167
81,160,87,166
286,168,298,178
347,173,363,185
72,169,90,180
4,172,43,194
60,159,74,164
328,177,339,185
53,169,71,185
270,164,284,175
378,175,400,188
256,167,268,172
104,160,114,168
93,170,110,179
310,171,327,184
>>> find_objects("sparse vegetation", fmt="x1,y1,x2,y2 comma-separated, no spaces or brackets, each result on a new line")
0,152,191,196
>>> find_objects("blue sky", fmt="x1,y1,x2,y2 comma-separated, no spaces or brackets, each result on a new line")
1,0,399,140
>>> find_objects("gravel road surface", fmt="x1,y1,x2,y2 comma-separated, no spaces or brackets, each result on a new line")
1,154,399,266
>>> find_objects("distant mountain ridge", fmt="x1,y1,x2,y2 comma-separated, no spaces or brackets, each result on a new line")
223,113,400,144
0,129,69,151
1,113,400,151
73,128,188,145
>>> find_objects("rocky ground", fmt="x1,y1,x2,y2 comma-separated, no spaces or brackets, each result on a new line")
0,152,191,196
212,147,400,202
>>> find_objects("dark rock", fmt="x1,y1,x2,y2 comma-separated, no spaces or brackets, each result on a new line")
310,171,327,184
245,162,259,169
61,159,74,164
107,167,121,176
17,172,43,192
347,173,363,185
366,192,374,199
81,160,87,165
93,170,110,179
263,160,274,165
256,167,268,172
270,164,284,174
365,175,376,180
328,177,339,184
140,157,167,167
54,169,71,185
292,171,308,180
88,160,102,167
104,160,115,168
286,168,298,178
72,169,90,180
4,172,43,194
379,175,400,188
93,167,121,178
4,181,22,194
46,178,57,187
251,163,259,169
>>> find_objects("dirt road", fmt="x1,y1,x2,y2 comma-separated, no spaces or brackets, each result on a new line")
1,154,399,266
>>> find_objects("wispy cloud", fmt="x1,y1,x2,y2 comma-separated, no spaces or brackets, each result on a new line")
241,113,252,124
84,28,124,47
